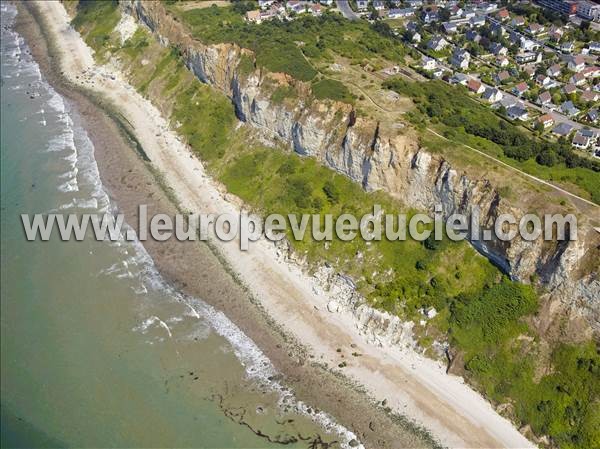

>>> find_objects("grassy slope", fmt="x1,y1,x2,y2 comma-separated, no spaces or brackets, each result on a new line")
72,4,599,448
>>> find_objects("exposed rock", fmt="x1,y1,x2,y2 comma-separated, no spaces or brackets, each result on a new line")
123,0,599,333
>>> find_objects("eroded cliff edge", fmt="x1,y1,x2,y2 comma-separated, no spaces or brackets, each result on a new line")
124,0,599,334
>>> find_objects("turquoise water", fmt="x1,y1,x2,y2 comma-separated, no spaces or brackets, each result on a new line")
0,5,354,448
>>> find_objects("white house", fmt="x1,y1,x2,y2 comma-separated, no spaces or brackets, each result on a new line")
547,64,561,78
428,36,449,51
568,55,586,72
507,105,529,121
388,8,415,19
259,0,275,8
572,133,591,150
451,48,471,69
421,56,437,71
561,100,580,117
483,87,503,103
373,0,386,11
356,0,369,11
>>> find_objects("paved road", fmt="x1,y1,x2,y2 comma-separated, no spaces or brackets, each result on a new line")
336,0,360,20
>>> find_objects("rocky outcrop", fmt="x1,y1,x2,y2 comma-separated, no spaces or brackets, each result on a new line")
123,0,599,330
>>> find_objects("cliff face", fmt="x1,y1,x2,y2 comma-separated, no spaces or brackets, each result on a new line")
124,0,599,330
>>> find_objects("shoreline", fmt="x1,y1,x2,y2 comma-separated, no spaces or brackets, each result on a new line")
14,3,439,449
18,2,537,448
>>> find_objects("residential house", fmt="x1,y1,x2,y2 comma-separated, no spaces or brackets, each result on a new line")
497,56,509,67
287,1,307,14
570,72,586,86
572,133,591,150
260,7,279,20
451,48,471,69
373,0,386,11
507,105,529,121
467,79,485,94
412,32,422,43
563,83,577,95
537,114,554,128
356,0,369,11
462,8,476,19
491,22,506,37
421,56,437,71
495,70,511,83
480,3,498,13
536,74,552,87
320,0,334,5
546,64,561,78
527,23,544,35
511,16,525,27
513,82,529,96
561,41,575,53
582,66,600,79
309,3,322,15
422,7,439,23
496,8,509,20
443,22,459,34
498,96,517,109
428,36,449,51
470,16,486,27
245,10,262,23
582,90,600,103
466,30,481,42
432,67,446,78
258,0,275,8
406,0,423,7
548,26,564,42
538,91,552,105
450,5,463,18
561,100,580,117
516,52,537,64
589,42,600,54
520,38,540,52
552,122,573,137
490,42,508,56
388,8,415,19
450,73,469,85
483,87,503,103
567,55,585,72
588,109,598,124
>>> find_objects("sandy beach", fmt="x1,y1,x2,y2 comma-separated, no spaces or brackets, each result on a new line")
21,1,538,448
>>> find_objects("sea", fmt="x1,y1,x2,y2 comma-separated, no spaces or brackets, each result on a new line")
0,4,357,448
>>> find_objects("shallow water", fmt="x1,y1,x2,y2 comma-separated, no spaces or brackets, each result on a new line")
0,5,355,448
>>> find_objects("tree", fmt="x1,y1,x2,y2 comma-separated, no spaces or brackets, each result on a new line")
536,150,557,167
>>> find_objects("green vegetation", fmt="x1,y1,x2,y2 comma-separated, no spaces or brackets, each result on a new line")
71,0,120,59
167,5,406,83
70,4,599,447
312,78,354,103
383,78,600,204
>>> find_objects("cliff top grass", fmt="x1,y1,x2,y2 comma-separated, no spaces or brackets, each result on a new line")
70,4,600,448
166,4,405,82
